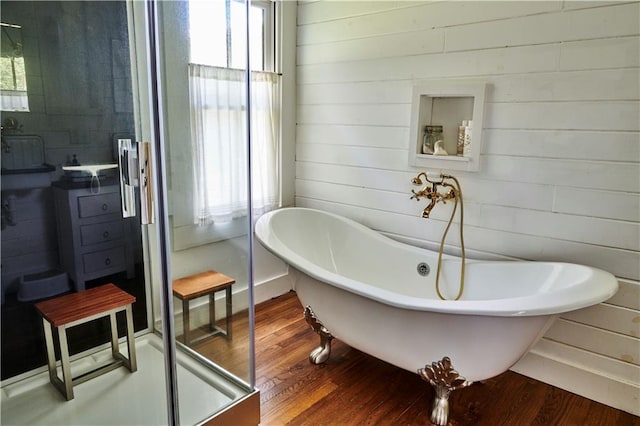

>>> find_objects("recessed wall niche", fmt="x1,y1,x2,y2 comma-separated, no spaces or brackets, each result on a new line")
408,80,487,172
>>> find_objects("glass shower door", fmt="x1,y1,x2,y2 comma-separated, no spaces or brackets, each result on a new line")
0,1,257,424
129,0,259,424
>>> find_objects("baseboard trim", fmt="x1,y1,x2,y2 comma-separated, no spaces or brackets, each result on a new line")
511,340,639,416
254,271,293,305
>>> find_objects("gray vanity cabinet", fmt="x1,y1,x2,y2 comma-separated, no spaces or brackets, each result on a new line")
53,183,136,291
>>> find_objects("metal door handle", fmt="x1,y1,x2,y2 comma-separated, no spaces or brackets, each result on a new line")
118,139,138,218
137,141,154,225
117,139,155,224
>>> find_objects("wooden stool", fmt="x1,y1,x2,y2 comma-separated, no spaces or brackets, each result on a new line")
34,284,137,401
172,270,235,346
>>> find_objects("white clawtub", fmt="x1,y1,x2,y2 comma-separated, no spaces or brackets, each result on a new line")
254,207,618,423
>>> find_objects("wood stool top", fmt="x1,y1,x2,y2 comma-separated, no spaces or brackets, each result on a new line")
173,270,235,300
35,283,136,327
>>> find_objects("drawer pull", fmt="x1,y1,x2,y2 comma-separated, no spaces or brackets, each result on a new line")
103,231,109,239
102,204,108,211
105,258,111,266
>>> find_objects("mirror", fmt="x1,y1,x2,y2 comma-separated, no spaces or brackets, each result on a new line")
0,22,29,112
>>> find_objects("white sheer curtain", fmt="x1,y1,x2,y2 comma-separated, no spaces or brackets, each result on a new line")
189,64,280,225
0,90,29,111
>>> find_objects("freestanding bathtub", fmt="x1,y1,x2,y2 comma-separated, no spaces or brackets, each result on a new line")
254,207,618,424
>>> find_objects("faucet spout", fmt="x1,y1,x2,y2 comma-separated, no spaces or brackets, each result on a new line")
422,196,437,218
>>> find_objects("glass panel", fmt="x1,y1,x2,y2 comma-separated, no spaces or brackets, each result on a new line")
0,1,153,424
153,0,256,423
1,0,257,423
0,0,147,378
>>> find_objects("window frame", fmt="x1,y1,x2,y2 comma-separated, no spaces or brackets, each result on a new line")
171,0,280,250
251,0,275,72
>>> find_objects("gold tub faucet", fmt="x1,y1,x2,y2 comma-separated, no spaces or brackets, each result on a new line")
410,172,457,218
409,171,466,301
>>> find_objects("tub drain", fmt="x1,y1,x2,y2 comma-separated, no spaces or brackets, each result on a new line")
417,262,430,276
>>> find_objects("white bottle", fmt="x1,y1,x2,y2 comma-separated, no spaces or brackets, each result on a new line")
463,120,472,155
457,121,466,156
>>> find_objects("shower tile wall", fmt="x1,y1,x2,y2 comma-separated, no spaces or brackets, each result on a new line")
1,1,134,296
294,0,639,415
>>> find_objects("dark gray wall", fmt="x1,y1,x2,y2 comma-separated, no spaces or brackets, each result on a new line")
1,1,134,298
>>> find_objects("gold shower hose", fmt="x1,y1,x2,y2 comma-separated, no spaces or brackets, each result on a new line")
434,175,466,301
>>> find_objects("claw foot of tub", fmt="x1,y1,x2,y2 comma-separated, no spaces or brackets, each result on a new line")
419,357,471,426
304,305,334,365
429,386,453,426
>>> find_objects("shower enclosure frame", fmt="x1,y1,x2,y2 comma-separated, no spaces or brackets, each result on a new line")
129,0,259,424
0,0,259,423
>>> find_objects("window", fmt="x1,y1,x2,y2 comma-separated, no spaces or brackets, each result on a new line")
189,0,273,72
187,0,280,227
1,23,29,112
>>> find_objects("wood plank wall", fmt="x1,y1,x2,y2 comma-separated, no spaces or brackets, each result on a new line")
294,0,640,414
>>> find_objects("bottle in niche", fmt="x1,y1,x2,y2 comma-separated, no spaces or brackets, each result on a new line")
463,120,472,155
422,125,443,155
457,121,466,156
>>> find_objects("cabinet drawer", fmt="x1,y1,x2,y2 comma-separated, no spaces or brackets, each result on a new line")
80,221,124,246
82,247,125,274
77,193,121,218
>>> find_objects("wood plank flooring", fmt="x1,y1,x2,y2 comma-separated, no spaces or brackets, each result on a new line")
250,291,638,426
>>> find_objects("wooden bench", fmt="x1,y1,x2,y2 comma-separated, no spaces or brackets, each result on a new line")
34,283,137,400
172,270,235,346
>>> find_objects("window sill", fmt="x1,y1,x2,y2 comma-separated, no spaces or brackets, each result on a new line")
171,216,249,251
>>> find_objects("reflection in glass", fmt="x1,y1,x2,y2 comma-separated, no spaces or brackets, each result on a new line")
0,22,29,111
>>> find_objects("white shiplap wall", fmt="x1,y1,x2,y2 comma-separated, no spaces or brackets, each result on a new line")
294,1,640,414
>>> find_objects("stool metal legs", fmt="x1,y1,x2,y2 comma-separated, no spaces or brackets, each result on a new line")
181,287,232,346
209,292,216,334
122,305,137,371
42,306,137,401
224,286,232,340
182,298,191,345
110,312,120,359
43,320,74,400
208,287,233,339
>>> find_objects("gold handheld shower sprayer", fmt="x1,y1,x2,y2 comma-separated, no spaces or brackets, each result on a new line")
410,172,466,300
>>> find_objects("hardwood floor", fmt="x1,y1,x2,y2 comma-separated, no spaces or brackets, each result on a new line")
251,291,638,426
